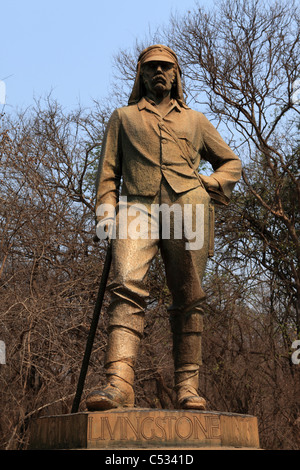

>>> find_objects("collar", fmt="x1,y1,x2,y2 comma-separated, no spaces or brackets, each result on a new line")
137,96,188,113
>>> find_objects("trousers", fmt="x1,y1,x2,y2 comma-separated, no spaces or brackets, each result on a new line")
106,178,212,337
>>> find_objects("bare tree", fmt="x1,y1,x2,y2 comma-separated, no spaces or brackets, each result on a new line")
1,0,299,450
111,0,300,449
161,0,300,449
164,0,299,324
0,98,110,448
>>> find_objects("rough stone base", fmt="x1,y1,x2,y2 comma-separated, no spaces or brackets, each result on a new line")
28,408,260,450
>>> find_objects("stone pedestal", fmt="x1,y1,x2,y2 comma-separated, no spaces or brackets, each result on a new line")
28,408,260,450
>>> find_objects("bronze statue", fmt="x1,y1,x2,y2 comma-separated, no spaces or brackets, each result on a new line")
86,45,242,411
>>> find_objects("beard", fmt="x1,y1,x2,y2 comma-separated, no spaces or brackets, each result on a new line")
153,74,166,87
142,70,175,98
151,75,169,95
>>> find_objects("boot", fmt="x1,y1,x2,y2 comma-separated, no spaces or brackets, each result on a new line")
170,307,206,410
175,367,206,410
86,326,140,411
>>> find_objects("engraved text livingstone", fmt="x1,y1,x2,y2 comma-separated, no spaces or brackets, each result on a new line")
88,412,220,443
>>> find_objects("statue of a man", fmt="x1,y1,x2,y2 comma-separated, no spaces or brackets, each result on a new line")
86,45,242,411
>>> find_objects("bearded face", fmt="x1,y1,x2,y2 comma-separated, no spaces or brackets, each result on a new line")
141,61,176,98
128,45,185,106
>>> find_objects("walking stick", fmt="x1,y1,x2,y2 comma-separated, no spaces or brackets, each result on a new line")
71,240,112,413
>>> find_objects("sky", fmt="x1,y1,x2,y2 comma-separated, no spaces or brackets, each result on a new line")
1,0,212,113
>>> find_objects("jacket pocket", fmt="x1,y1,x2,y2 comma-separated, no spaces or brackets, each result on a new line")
178,137,200,167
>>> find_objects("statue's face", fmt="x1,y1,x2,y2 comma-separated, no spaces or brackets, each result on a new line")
141,61,176,97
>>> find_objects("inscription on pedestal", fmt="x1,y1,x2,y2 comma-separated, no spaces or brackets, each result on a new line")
28,409,260,450
88,411,221,446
